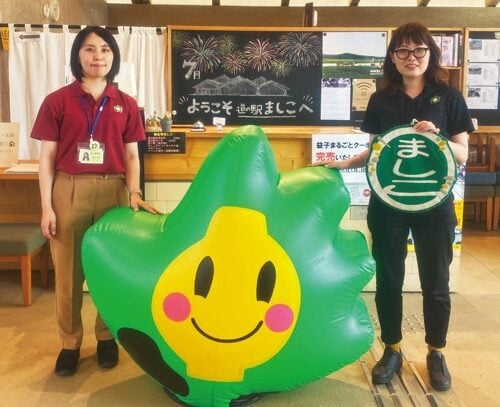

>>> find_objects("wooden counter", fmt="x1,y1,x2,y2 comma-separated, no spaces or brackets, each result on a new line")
144,125,361,181
144,125,500,181
0,170,38,181
1,125,499,222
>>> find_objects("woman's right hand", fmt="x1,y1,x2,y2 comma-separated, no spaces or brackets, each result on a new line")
41,208,57,240
310,159,347,169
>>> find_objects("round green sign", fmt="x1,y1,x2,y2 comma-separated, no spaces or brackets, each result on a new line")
366,125,457,213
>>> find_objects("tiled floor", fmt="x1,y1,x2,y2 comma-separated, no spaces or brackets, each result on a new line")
0,223,499,406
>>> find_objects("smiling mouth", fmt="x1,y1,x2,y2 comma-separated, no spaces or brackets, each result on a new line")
191,318,263,343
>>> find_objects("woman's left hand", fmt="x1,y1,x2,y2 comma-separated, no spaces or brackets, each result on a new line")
130,193,163,214
413,120,440,135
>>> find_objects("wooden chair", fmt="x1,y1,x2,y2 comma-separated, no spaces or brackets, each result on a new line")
464,133,496,231
467,133,496,173
0,224,49,305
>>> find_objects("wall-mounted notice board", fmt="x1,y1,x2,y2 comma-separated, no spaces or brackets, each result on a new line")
465,30,500,125
168,27,388,127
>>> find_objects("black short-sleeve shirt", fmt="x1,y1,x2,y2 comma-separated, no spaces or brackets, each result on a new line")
361,84,475,140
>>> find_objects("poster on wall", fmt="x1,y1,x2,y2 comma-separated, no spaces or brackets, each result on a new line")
352,78,377,112
466,86,499,110
466,32,500,123
468,38,500,63
311,132,370,205
466,62,499,87
320,31,386,123
466,39,499,111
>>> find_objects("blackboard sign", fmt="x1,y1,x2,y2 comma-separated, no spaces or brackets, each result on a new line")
146,132,186,154
169,27,387,127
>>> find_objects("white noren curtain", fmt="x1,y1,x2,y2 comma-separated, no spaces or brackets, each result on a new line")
8,24,166,160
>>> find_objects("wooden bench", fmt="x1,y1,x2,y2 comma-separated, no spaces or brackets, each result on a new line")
0,224,49,305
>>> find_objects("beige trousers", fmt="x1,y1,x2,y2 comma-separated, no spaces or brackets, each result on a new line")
50,171,129,349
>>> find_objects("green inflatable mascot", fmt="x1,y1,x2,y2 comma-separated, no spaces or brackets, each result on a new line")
82,125,375,407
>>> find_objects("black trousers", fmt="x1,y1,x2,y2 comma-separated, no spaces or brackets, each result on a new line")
367,196,457,348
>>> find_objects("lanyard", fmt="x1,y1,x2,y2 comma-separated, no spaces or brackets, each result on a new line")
80,96,109,143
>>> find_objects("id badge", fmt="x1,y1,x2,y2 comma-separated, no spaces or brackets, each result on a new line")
77,140,105,164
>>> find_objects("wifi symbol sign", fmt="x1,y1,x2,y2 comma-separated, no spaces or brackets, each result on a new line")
356,81,374,97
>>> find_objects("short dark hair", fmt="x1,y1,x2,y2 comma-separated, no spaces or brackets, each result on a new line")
70,26,121,83
382,22,448,93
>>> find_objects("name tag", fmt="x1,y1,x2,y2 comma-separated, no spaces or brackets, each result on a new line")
77,141,105,164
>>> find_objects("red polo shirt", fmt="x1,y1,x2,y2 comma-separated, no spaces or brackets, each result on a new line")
31,80,145,175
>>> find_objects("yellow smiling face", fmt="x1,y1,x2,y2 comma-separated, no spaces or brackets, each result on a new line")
151,206,301,382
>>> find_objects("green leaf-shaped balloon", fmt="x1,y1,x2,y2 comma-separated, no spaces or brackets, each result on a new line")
82,125,375,407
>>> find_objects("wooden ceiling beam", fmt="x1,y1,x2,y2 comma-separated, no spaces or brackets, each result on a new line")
303,2,315,26
125,0,499,8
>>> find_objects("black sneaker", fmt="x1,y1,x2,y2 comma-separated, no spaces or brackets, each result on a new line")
55,348,80,376
97,339,119,369
427,350,451,391
372,347,403,384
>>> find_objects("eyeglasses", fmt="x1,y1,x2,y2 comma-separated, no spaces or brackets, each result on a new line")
393,47,429,60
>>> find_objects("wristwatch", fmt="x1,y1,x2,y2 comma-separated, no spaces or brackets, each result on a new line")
129,189,143,198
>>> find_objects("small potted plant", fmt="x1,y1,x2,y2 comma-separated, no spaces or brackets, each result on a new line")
160,110,176,132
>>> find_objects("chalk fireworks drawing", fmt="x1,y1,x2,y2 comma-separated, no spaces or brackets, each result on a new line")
172,31,190,52
278,32,322,67
175,31,321,78
271,59,293,78
181,34,221,74
244,38,279,72
222,51,248,75
218,34,239,55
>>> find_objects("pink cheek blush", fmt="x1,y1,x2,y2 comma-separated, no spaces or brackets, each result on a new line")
163,292,191,322
265,304,294,332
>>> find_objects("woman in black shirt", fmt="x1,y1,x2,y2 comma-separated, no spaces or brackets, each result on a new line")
316,22,473,391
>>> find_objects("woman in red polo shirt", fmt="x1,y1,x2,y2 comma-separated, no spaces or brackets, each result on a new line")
31,26,161,377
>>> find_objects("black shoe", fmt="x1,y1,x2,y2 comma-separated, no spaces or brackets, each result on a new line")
372,347,403,384
163,387,193,406
97,339,119,369
55,348,80,377
230,393,263,406
163,387,264,407
427,350,451,391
